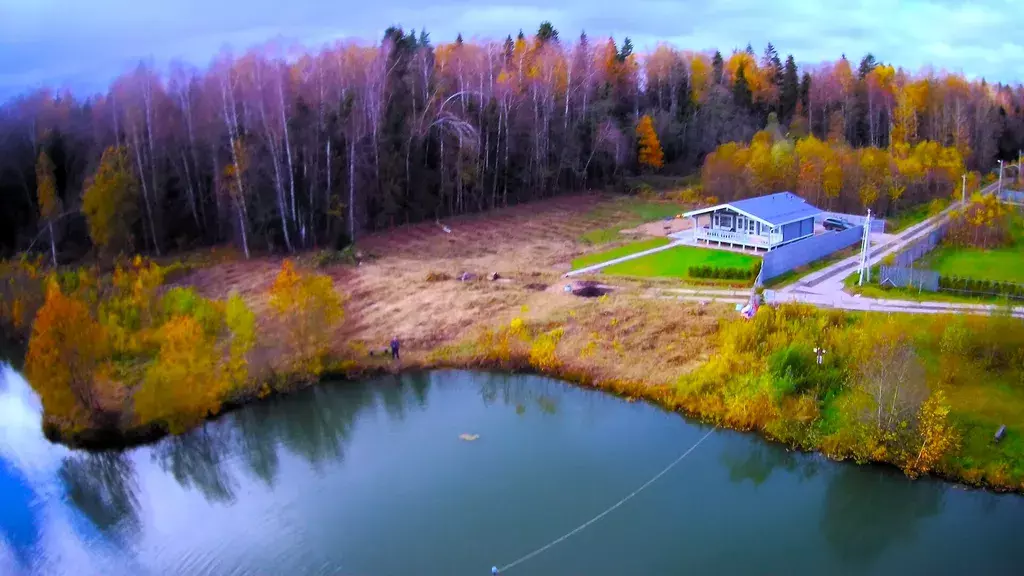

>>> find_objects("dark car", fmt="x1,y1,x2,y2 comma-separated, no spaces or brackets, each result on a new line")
822,217,851,231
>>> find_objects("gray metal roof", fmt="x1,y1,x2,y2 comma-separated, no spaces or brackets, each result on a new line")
684,192,821,226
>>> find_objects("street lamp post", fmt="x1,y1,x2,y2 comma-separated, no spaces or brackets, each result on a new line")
998,159,1004,196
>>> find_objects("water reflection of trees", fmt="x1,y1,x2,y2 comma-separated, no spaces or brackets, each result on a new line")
153,427,239,504
59,451,141,536
141,371,579,504
150,373,433,500
720,440,821,487
477,372,561,415
820,466,944,568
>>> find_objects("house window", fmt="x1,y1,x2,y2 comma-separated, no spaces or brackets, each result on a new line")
719,214,734,229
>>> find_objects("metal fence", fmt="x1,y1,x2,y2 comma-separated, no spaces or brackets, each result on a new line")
879,265,940,291
891,222,948,267
757,225,864,284
815,211,886,233
998,189,1024,204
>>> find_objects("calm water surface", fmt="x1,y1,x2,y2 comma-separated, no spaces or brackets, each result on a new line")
1,366,1023,576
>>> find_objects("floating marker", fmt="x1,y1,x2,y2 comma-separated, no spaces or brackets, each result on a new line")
492,567,499,575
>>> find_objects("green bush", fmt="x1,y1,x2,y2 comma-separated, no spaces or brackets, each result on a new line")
160,287,224,337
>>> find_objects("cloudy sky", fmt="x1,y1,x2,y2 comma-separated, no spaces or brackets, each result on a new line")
1,0,1021,97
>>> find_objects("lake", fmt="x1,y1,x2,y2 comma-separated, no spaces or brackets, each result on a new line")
2,366,1023,575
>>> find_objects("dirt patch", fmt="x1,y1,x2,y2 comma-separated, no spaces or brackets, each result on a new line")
621,216,693,237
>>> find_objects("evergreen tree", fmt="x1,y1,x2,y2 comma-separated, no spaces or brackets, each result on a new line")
762,43,782,83
536,21,559,45
745,43,755,55
712,51,724,85
858,53,878,79
799,72,812,114
618,37,634,62
733,63,753,110
780,55,800,123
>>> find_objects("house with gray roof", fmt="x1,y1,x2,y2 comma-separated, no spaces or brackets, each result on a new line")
682,192,821,251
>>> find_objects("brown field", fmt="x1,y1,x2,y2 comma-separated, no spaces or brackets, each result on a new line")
176,193,721,379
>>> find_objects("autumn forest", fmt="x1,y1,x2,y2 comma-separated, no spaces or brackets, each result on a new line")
2,23,1024,261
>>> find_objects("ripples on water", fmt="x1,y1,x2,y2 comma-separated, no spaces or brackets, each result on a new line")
2,367,1024,576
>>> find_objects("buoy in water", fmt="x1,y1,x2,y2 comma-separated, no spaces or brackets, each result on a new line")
492,567,499,575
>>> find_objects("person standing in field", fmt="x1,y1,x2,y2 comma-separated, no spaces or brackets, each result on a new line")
390,336,400,360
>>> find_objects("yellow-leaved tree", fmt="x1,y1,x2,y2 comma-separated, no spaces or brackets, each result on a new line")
225,292,256,386
636,115,664,171
135,314,228,434
82,146,139,258
269,260,344,377
25,280,108,425
908,389,959,477
36,150,62,266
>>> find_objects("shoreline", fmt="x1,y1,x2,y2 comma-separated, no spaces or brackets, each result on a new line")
38,351,1023,495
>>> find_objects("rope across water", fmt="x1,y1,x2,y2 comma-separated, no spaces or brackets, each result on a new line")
495,426,717,574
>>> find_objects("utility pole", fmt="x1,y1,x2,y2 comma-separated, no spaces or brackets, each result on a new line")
858,209,872,286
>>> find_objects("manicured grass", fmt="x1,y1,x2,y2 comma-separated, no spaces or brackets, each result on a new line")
602,245,760,279
843,269,1020,305
571,238,672,270
919,245,1024,284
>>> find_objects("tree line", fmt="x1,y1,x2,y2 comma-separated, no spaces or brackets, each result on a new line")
2,22,1024,260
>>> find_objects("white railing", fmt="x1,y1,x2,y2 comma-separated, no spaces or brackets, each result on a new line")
695,227,781,248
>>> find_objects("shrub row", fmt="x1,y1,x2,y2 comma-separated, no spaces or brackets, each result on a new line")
938,275,1024,299
688,264,761,281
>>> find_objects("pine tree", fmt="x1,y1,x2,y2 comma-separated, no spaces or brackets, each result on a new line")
858,53,878,79
780,55,800,123
618,37,634,62
636,115,665,171
536,21,558,45
712,51,724,85
733,63,753,110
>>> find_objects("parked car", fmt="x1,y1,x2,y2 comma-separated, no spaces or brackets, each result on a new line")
822,217,852,231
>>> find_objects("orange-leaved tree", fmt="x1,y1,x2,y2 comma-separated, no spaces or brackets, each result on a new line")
24,280,108,425
269,260,344,376
82,146,139,258
636,114,664,171
36,150,62,266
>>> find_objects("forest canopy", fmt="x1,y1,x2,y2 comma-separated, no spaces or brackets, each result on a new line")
2,24,1023,260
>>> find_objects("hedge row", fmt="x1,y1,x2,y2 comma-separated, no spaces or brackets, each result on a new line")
938,275,1024,299
688,264,761,281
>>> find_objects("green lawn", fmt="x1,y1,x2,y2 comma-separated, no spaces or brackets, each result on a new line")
579,199,687,245
571,238,672,270
843,269,1020,305
886,199,948,233
602,245,760,279
920,245,1024,284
